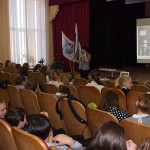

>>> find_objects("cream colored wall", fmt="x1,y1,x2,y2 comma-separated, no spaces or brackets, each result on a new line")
0,0,10,63
0,0,54,66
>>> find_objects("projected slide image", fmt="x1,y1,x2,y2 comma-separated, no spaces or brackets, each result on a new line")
137,26,150,58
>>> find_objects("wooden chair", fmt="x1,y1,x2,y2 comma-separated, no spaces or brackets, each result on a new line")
37,92,65,129
61,85,78,98
126,91,143,116
4,72,14,85
19,89,40,115
120,119,150,147
44,83,59,94
28,70,35,79
12,127,56,150
7,85,24,108
12,73,20,85
35,72,47,90
0,120,17,150
106,79,116,88
0,89,10,107
74,77,88,86
77,85,101,106
101,87,127,111
59,98,91,139
86,107,119,137
131,84,150,93
3,67,12,73
12,68,20,74
0,71,5,81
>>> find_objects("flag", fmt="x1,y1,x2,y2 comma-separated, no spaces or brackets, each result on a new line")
62,31,75,61
74,23,81,61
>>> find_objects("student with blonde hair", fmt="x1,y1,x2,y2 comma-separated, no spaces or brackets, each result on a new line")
127,93,150,125
115,75,133,95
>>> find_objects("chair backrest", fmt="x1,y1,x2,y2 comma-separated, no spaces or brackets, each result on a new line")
0,120,17,150
28,70,35,79
86,107,119,137
37,92,65,129
74,77,88,86
61,85,78,98
120,119,150,147
7,85,24,108
77,85,101,106
12,73,20,85
12,127,50,150
0,71,5,81
12,68,20,74
106,79,116,88
126,91,143,116
4,72,14,85
44,83,59,94
0,89,10,107
101,87,127,111
59,98,91,139
19,89,40,115
131,84,150,93
35,72,47,86
3,67,12,73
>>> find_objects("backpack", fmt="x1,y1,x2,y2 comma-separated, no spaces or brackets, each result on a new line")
56,95,88,126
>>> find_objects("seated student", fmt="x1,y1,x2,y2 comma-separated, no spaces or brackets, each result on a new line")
0,98,7,119
5,107,27,129
27,114,83,150
86,121,137,150
15,75,27,89
48,70,63,88
86,69,104,93
25,79,41,93
98,91,129,122
115,75,133,95
127,93,150,125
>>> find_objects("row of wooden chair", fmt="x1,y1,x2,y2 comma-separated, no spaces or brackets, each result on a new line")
0,71,19,85
0,119,56,150
2,83,144,117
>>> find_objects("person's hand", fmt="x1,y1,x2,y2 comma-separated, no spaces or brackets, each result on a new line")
53,134,74,147
126,140,137,150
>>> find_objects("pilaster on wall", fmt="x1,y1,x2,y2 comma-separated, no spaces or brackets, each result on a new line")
0,0,10,63
145,1,150,17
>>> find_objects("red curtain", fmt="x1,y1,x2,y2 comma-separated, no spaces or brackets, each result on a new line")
52,0,89,71
49,0,81,6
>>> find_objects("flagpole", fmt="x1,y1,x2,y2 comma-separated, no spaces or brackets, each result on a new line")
69,60,72,72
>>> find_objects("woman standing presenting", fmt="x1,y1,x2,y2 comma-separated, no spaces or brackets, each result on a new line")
79,47,91,79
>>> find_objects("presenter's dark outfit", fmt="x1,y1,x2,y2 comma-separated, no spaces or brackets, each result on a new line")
79,53,91,79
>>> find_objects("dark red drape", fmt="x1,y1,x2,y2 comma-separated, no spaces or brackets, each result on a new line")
52,0,89,71
49,0,82,6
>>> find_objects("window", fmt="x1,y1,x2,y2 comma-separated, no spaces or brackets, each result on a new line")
9,0,46,66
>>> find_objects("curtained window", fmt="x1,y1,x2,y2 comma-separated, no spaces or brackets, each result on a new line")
8,0,46,66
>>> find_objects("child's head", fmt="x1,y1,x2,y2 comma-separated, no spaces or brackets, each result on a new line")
25,79,40,93
0,98,7,119
88,121,126,150
99,91,119,111
136,94,150,114
89,69,100,84
5,107,26,129
15,75,27,86
59,87,70,97
27,114,52,140
115,75,133,89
